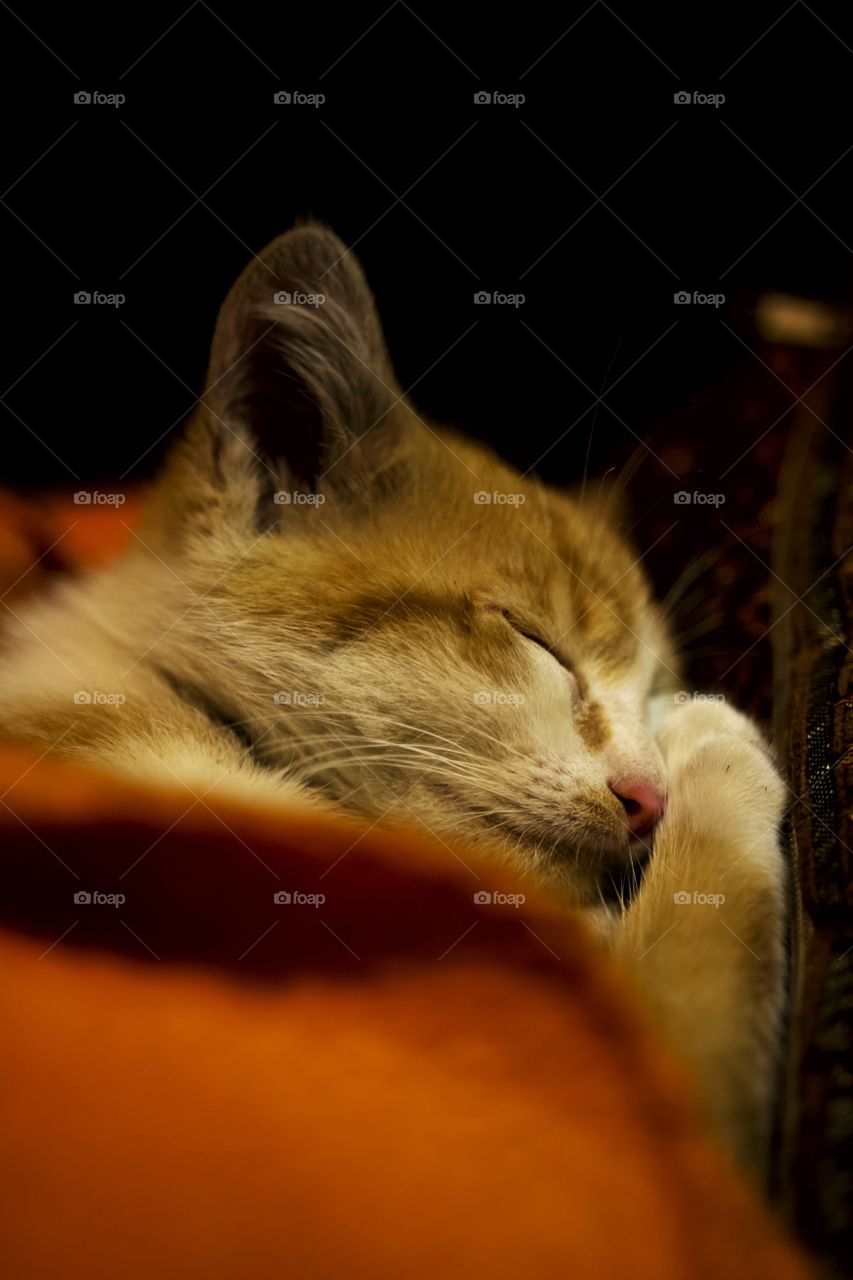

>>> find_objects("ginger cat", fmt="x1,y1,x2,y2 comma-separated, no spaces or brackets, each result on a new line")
0,223,787,1176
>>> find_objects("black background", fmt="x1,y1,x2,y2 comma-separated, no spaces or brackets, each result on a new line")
2,1,852,491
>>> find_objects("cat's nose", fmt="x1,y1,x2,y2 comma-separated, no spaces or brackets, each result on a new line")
609,779,666,839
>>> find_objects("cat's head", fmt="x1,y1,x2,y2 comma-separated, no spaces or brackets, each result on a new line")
143,222,677,902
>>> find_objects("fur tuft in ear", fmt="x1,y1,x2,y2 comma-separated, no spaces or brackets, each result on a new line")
202,221,406,491
144,222,415,549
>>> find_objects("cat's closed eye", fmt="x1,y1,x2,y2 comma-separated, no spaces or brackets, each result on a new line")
492,606,578,680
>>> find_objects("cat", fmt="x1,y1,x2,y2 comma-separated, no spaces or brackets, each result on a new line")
0,221,787,1178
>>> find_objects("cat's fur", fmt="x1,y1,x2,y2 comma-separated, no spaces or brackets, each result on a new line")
0,223,787,1176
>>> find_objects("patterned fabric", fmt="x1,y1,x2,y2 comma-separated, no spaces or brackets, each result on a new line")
622,336,852,1276
772,414,853,1278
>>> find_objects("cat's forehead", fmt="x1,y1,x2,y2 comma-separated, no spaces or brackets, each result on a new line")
238,482,651,672
315,563,644,674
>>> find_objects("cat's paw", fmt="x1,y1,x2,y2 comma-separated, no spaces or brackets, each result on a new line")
659,703,786,860
657,698,768,771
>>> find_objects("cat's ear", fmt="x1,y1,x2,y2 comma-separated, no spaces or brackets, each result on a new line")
202,222,406,488
147,223,410,545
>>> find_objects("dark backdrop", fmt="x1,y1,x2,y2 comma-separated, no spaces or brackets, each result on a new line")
3,1,852,491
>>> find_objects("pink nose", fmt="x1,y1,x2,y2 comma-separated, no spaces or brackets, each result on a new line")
609,779,666,839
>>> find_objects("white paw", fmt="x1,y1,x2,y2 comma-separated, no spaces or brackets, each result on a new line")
658,698,768,770
657,700,786,859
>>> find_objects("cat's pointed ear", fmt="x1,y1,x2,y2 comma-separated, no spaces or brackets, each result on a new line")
148,223,411,546
201,222,406,492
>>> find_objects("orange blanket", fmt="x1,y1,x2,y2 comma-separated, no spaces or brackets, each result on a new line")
0,492,810,1278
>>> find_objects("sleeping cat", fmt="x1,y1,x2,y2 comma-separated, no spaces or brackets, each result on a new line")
0,222,787,1177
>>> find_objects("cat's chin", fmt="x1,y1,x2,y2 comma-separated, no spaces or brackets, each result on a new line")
493,821,637,869
531,848,651,910
485,824,647,901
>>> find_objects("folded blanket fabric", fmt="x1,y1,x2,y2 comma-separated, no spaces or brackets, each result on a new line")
0,491,810,1279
